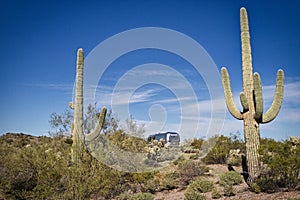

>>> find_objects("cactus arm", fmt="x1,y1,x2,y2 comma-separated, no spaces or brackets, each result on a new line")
240,92,249,112
262,69,284,123
253,72,263,122
85,107,107,142
221,67,243,120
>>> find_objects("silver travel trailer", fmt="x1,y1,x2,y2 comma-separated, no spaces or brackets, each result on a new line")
147,132,180,145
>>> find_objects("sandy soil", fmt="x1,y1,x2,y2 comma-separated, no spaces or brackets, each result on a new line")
154,164,300,200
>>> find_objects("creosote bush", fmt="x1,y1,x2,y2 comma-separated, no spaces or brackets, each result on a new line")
0,134,122,199
117,192,154,200
184,177,213,200
223,184,235,197
219,171,243,187
177,160,209,185
219,171,242,197
254,138,300,192
187,177,214,193
107,130,147,153
184,189,207,200
211,188,222,199
202,135,244,165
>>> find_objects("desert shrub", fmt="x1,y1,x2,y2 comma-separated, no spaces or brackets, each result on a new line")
211,188,222,199
130,192,154,200
117,192,154,200
141,177,160,193
160,175,180,191
257,139,300,191
202,134,245,165
251,176,277,193
219,171,243,187
0,147,38,199
202,135,231,164
226,149,242,166
116,192,129,200
189,154,200,160
184,187,207,200
107,130,147,153
189,138,204,150
249,182,261,194
129,172,155,185
177,160,209,184
223,184,235,197
219,171,241,197
121,172,157,193
142,171,179,193
0,134,124,199
155,146,181,162
187,177,214,193
184,178,214,200
183,146,200,154
183,138,203,155
173,155,185,165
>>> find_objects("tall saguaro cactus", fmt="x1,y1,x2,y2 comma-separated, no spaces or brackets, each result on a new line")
221,8,284,182
71,48,107,164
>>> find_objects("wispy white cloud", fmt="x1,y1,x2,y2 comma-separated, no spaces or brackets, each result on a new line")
24,83,74,92
42,72,299,141
262,81,300,105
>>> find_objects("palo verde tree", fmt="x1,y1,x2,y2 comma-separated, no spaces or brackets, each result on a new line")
221,8,284,183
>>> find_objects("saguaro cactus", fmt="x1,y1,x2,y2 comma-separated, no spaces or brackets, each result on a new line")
221,8,284,182
70,48,107,164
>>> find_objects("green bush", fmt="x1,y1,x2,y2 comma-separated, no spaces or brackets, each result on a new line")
219,171,243,187
202,136,231,164
184,177,213,200
258,139,300,191
177,160,209,184
223,184,235,197
219,171,241,197
190,138,204,149
187,177,214,193
184,187,207,200
189,154,200,160
249,182,261,194
202,135,245,165
173,155,185,165
117,192,154,200
211,188,222,199
107,130,147,153
129,192,154,200
0,134,124,199
160,175,179,191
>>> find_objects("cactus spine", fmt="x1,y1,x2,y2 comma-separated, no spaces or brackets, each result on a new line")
71,48,107,164
221,8,284,182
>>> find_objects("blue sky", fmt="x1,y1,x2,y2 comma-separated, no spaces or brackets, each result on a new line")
0,0,299,141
